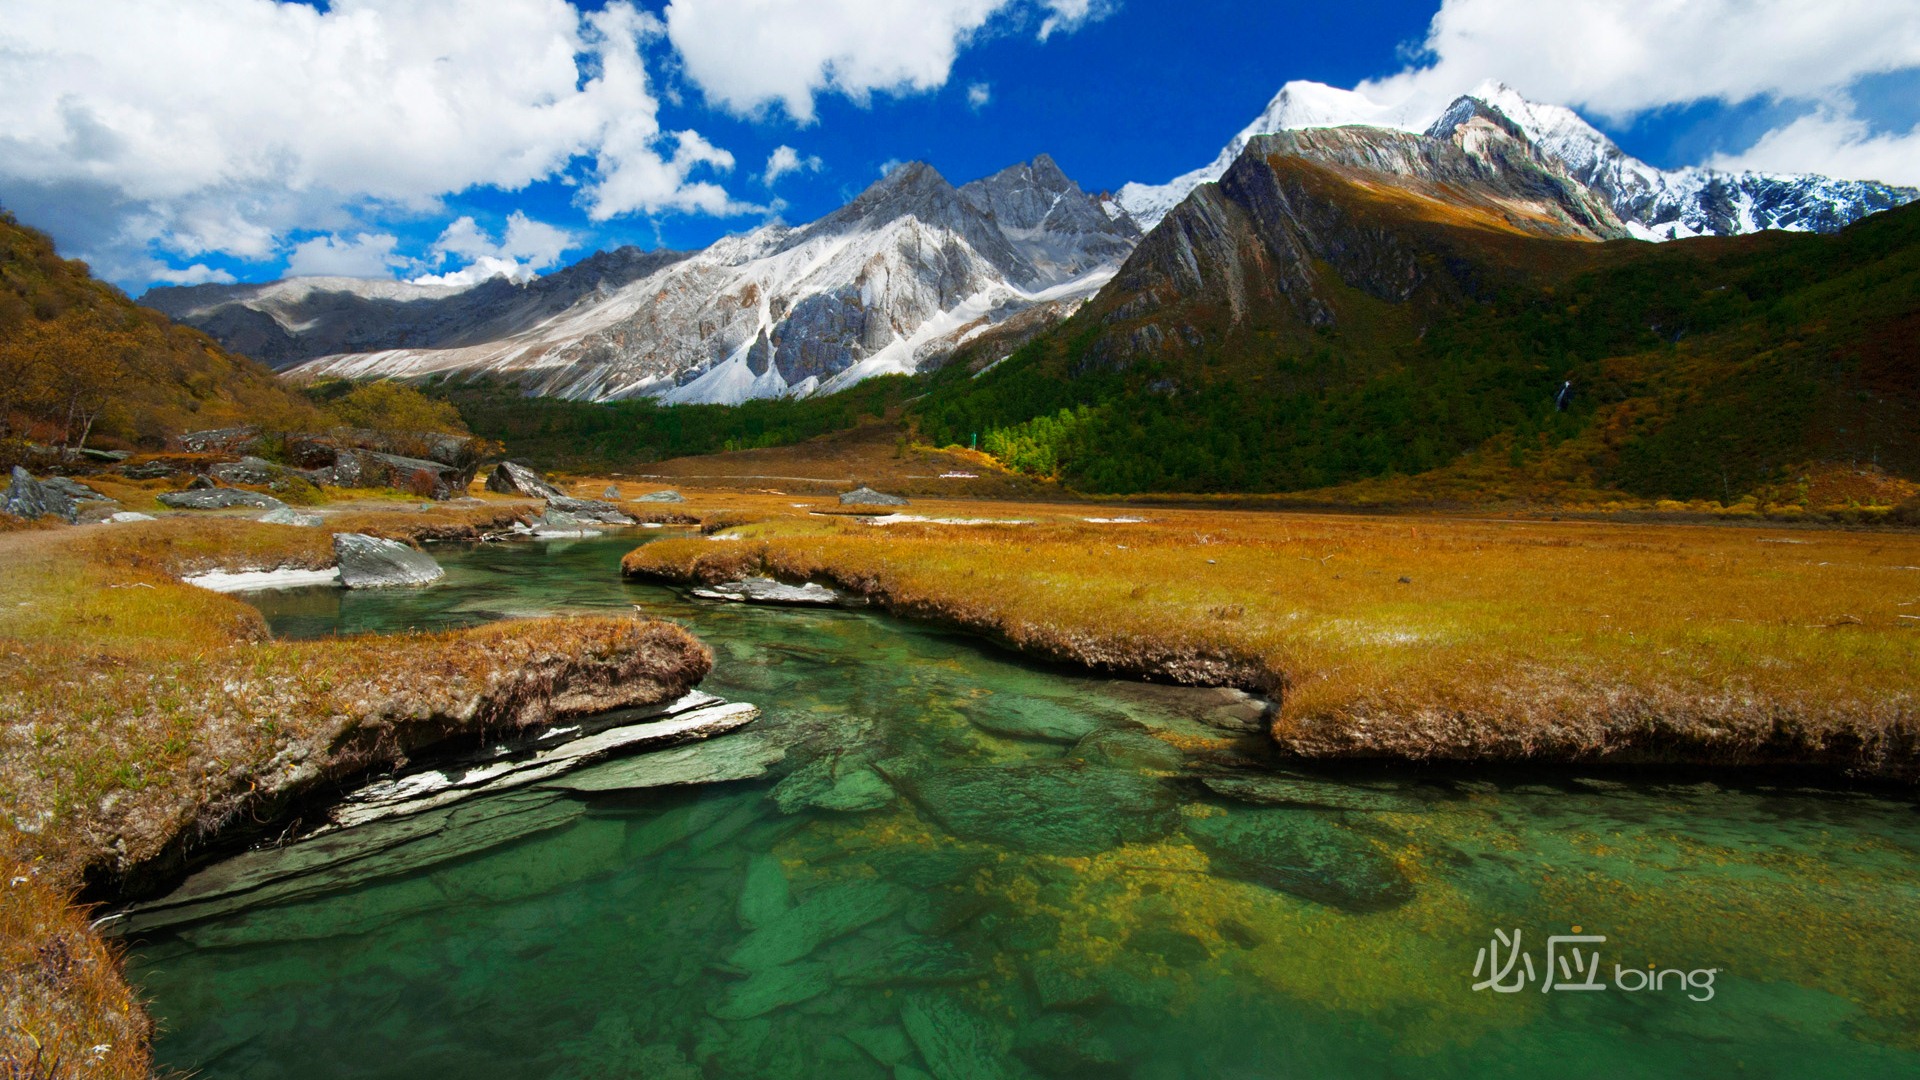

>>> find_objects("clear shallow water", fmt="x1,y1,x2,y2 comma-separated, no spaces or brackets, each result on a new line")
127,536,1920,1079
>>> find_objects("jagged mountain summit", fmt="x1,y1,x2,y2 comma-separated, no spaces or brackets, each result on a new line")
146,156,1140,405
1117,80,1917,240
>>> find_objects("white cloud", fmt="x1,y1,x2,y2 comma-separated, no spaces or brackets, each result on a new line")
1361,0,1920,124
413,211,579,285
1709,109,1920,186
661,0,1111,122
967,83,993,111
285,233,404,278
761,146,823,187
0,0,749,283
145,262,236,287
1349,0,1920,185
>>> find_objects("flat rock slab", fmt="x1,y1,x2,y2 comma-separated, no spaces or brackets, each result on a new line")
894,760,1178,856
157,487,288,512
1183,808,1414,913
333,533,444,588
693,577,844,607
771,750,895,813
725,879,907,970
1200,774,1428,813
542,727,782,793
42,476,109,502
633,489,686,503
959,695,1124,744
547,495,636,525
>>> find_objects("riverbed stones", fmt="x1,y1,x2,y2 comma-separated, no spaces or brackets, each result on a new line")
693,578,844,607
960,695,1120,744
900,992,1022,1080
1200,774,1427,813
2,467,77,523
709,962,836,1020
1014,1014,1123,1076
892,760,1178,856
634,489,686,503
839,486,909,507
486,460,562,498
1183,809,1413,912
771,750,895,813
1068,728,1185,772
332,533,444,588
157,487,288,512
725,879,907,970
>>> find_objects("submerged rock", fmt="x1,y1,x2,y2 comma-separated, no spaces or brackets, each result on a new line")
709,961,835,1020
332,533,444,588
894,760,1178,856
960,695,1121,744
771,750,895,813
258,507,324,527
1200,774,1427,813
725,879,907,970
900,992,1022,1080
633,489,686,503
1183,809,1414,913
1015,1014,1124,1077
2,467,77,523
839,486,909,507
542,728,783,793
692,577,843,607
1068,728,1186,772
157,487,288,512
486,460,562,499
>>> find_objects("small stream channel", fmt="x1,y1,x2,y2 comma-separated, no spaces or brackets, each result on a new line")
123,535,1920,1079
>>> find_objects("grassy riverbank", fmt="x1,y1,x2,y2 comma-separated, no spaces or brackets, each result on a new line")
0,513,713,1079
623,493,1920,777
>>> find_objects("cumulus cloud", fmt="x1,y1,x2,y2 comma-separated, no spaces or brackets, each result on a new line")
0,0,749,284
662,0,1112,122
1356,0,1920,182
285,233,405,278
761,146,824,187
967,83,993,111
412,211,579,286
1709,110,1920,186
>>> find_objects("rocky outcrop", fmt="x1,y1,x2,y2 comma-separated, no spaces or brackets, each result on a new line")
257,507,324,527
208,456,282,486
634,489,686,503
840,486,909,507
3,468,79,523
157,488,288,512
332,533,444,588
486,461,562,499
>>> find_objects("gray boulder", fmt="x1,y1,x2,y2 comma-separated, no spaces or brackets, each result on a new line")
108,511,157,523
545,495,635,525
157,488,288,512
2,467,78,523
840,486,909,507
119,461,177,480
691,578,843,606
43,477,110,502
258,507,324,527
177,426,260,454
485,461,561,499
186,474,216,490
633,489,686,504
209,456,282,486
601,485,622,499
332,533,444,588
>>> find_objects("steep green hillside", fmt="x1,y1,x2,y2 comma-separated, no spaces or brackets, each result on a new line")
916,166,1920,499
0,209,319,454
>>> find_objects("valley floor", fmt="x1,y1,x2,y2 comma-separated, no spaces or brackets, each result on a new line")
621,489,1920,778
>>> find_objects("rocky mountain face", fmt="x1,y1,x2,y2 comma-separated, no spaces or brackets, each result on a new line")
148,157,1140,405
1083,110,1626,369
1118,79,1917,240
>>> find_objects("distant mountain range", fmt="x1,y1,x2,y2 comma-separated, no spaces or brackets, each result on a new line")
144,80,1917,405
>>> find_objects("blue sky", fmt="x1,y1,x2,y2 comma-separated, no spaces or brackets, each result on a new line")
2,0,1916,293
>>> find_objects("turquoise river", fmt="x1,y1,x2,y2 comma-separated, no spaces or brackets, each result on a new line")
123,535,1920,1079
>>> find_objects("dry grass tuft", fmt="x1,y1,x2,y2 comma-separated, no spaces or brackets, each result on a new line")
625,494,1920,777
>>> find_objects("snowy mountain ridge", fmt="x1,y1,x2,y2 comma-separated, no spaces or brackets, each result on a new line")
1117,80,1918,240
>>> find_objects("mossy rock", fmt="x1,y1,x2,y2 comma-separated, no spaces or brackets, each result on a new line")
894,761,1178,856
1184,809,1414,913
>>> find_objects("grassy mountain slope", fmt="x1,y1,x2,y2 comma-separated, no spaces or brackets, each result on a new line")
914,142,1920,501
0,209,319,454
